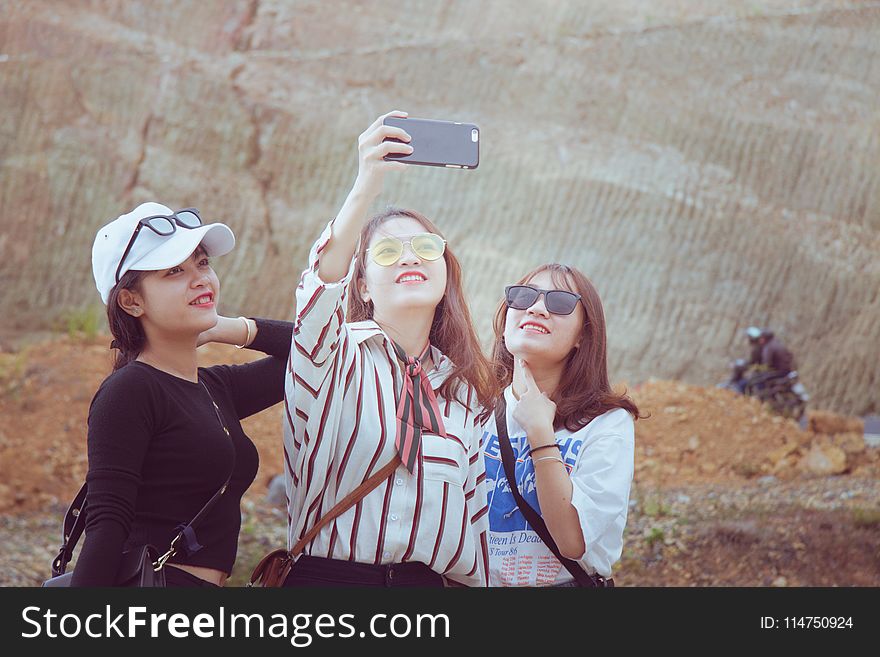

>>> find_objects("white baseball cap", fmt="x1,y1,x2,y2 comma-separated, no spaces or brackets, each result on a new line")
745,326,763,339
92,202,235,304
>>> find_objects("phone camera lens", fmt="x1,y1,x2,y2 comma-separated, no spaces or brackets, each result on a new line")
471,129,479,142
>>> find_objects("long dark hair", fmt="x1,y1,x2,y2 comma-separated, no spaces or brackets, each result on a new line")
348,207,499,413
491,263,643,431
106,270,148,371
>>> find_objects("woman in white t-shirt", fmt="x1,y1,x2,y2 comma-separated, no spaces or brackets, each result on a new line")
484,263,642,586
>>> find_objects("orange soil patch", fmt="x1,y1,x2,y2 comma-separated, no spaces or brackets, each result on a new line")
632,380,878,487
0,336,875,513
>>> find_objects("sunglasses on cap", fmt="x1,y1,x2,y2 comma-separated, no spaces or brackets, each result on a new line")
505,284,582,316
367,233,447,267
115,208,202,283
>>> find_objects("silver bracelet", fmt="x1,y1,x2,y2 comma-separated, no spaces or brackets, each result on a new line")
533,455,564,465
234,316,252,349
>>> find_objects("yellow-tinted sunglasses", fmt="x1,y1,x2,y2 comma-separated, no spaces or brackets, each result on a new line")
367,233,447,267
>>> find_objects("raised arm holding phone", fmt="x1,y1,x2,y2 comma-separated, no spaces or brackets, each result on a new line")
275,111,497,587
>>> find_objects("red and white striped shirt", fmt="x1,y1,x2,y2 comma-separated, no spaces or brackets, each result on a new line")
283,221,490,587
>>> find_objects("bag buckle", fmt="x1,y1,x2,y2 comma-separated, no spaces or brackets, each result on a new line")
153,535,180,571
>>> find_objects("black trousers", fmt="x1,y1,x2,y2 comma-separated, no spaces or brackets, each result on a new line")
163,565,221,588
283,555,444,588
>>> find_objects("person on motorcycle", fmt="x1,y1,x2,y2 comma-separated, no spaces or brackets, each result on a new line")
724,327,765,393
724,327,806,420
744,328,795,393
745,326,763,366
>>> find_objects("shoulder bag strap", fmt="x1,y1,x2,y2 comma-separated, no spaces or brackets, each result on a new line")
160,475,233,564
161,380,238,563
249,451,404,586
51,483,89,577
495,397,596,587
289,456,401,557
53,473,233,575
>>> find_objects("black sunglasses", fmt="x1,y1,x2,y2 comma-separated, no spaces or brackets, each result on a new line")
115,208,203,283
505,284,582,316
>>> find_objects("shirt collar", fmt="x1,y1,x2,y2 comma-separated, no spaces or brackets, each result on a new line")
349,320,453,386
348,320,385,344
426,344,452,383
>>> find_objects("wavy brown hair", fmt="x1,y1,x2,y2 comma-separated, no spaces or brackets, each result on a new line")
348,207,499,413
491,263,643,431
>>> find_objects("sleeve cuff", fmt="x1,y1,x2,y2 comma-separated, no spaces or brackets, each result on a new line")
307,219,357,289
247,318,294,357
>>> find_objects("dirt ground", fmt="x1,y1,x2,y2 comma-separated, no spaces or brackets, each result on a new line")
1,333,877,586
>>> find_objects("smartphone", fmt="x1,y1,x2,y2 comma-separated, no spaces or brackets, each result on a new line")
383,117,479,169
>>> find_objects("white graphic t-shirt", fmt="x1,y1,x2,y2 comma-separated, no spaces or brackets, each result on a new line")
483,386,635,586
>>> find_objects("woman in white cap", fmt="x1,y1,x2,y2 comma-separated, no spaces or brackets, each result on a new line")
274,112,497,587
70,202,292,587
483,263,641,587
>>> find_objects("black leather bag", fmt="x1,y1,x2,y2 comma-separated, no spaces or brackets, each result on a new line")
43,477,229,587
43,544,166,587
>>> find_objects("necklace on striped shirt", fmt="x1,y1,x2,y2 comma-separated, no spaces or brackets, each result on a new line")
200,381,230,437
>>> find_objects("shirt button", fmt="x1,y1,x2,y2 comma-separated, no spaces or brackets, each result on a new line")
395,478,403,486
390,514,399,521
383,551,391,559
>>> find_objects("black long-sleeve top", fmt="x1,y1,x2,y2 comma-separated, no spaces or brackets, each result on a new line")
70,318,293,586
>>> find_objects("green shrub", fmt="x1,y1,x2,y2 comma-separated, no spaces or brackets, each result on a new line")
642,497,672,518
852,508,880,528
0,352,27,397
64,307,103,340
646,527,665,548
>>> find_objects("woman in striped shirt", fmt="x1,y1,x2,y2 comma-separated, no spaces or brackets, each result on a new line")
282,111,497,587
483,264,641,586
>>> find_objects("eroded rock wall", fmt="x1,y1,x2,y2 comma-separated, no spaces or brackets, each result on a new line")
1,0,878,414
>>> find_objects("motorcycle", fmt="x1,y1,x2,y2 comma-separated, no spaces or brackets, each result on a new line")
719,359,809,421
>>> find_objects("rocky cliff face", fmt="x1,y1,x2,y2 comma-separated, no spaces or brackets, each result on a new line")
1,0,878,414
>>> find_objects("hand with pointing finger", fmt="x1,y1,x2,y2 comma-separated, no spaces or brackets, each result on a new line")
511,358,557,446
